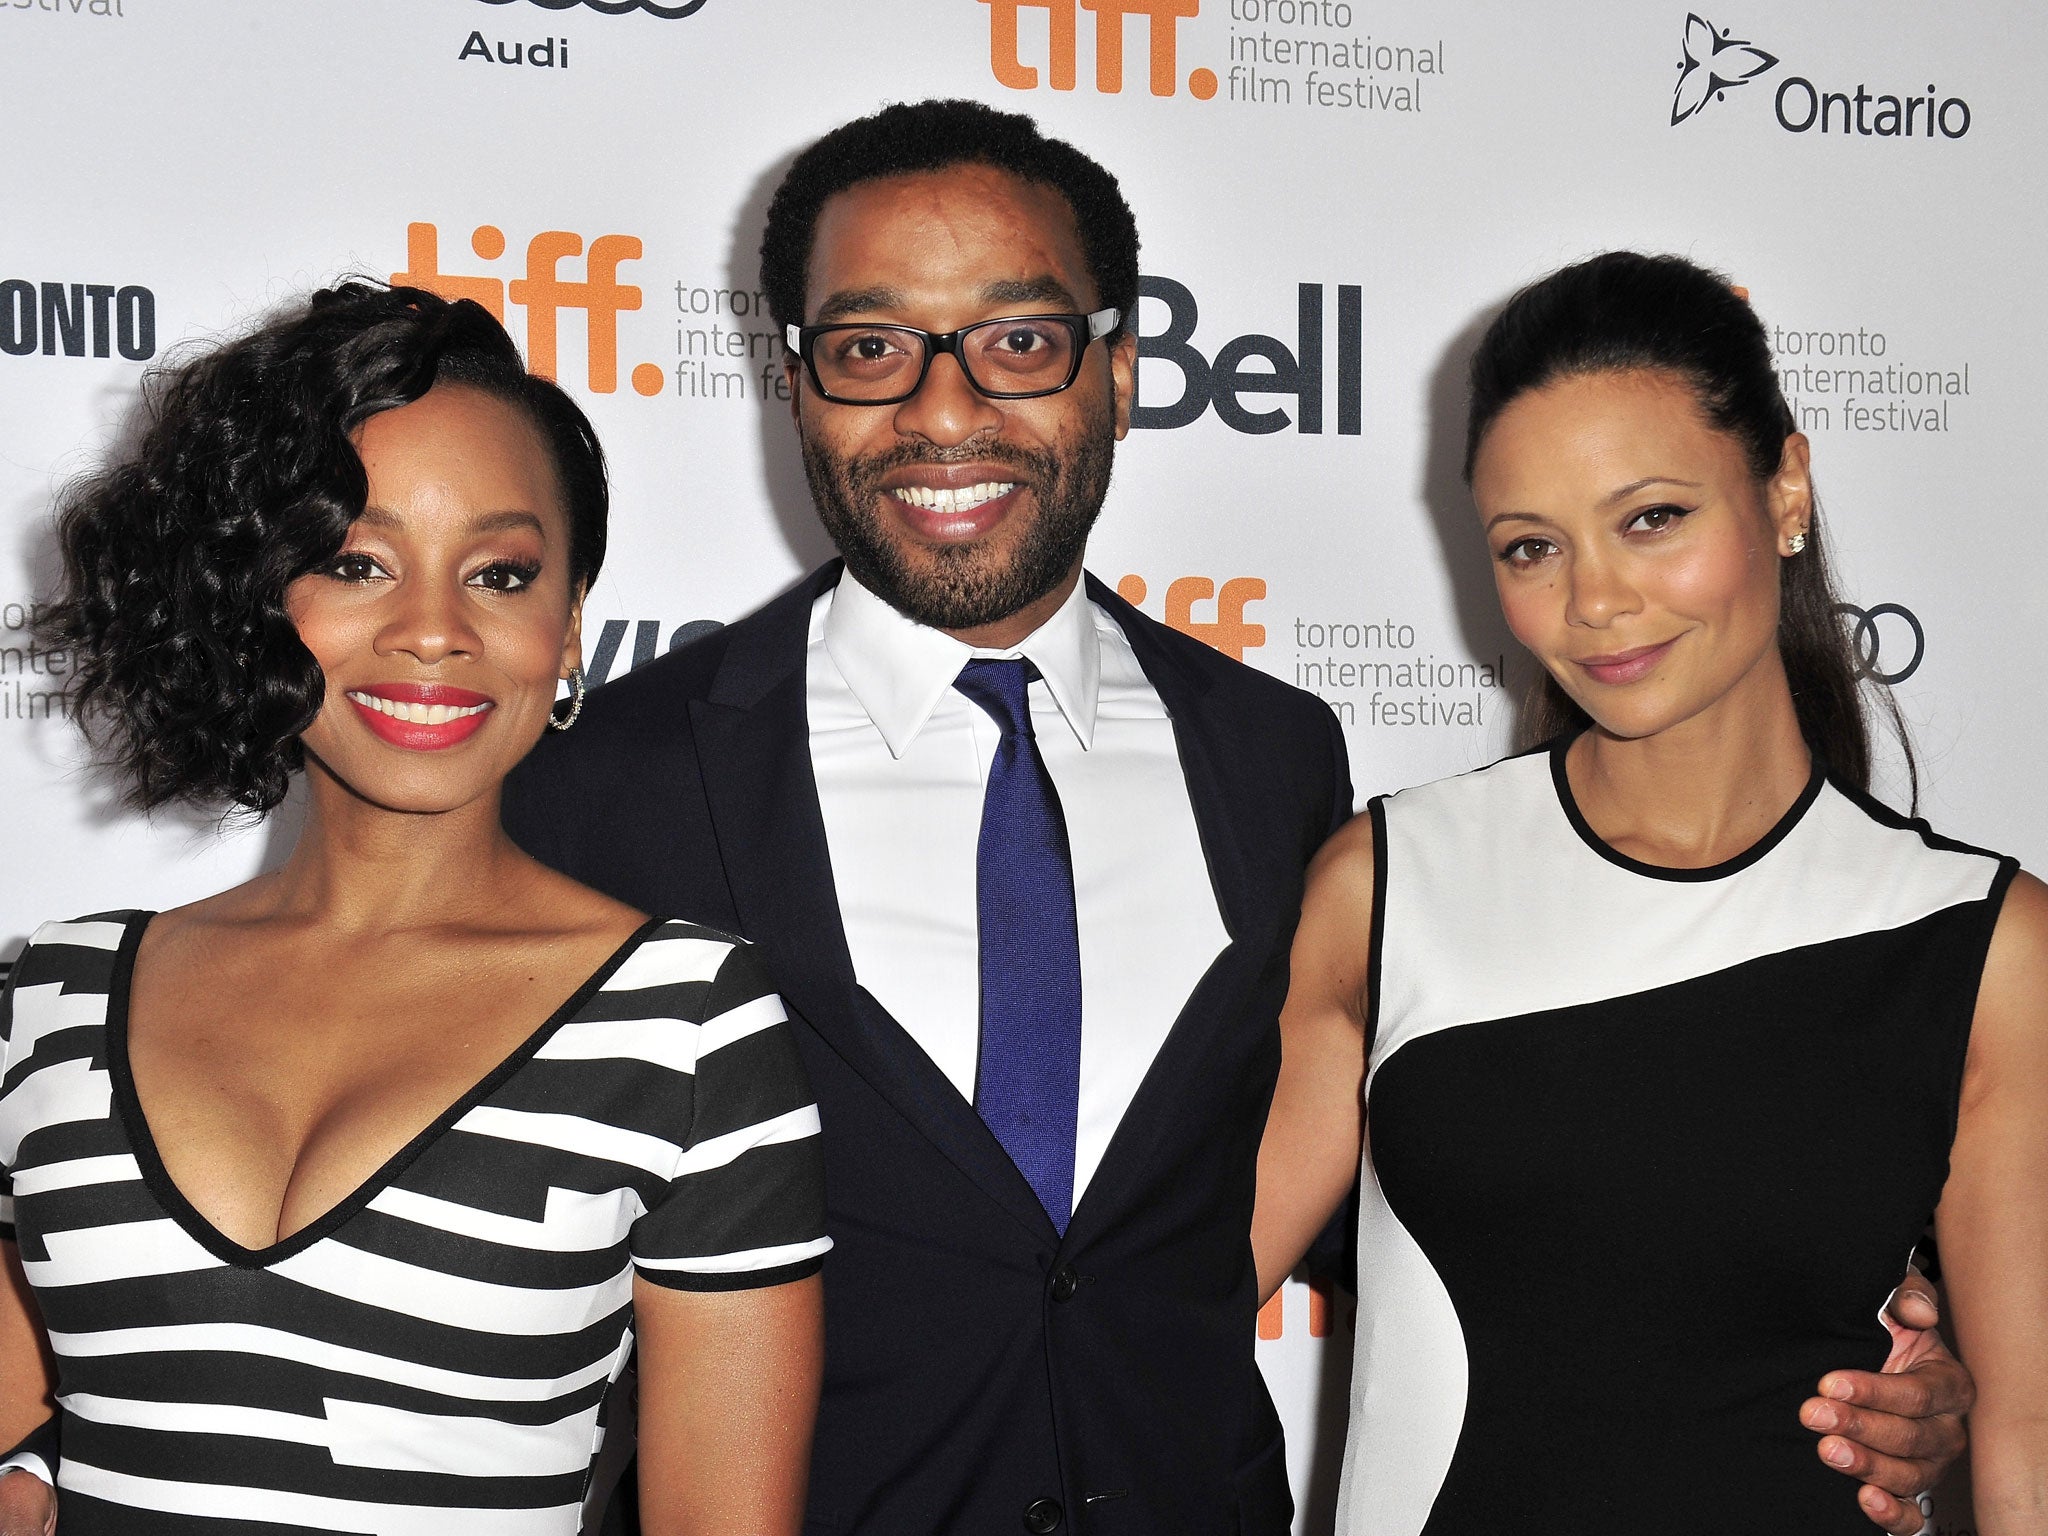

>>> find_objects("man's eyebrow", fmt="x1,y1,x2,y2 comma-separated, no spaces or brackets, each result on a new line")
981,276,1084,311
809,276,1088,326
813,287,905,324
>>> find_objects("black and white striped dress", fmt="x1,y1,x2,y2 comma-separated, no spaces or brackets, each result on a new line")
1336,741,2016,1535
0,912,829,1533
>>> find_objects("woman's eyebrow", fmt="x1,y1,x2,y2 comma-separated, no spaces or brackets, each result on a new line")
353,507,545,536
1601,476,1704,505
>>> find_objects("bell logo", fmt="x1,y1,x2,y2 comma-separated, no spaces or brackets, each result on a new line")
1135,277,1364,436
980,0,1219,99
1117,575,1266,661
392,222,667,397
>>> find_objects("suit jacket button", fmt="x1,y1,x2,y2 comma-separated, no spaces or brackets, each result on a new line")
1024,1497,1064,1532
1049,1265,1079,1303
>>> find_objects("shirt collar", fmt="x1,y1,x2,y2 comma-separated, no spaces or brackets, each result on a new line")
823,568,1101,758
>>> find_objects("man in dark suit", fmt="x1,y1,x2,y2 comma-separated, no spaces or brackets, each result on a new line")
501,99,1968,1536
507,98,1339,1534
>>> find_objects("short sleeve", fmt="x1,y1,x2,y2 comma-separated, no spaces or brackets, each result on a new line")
631,940,829,1291
0,914,136,1246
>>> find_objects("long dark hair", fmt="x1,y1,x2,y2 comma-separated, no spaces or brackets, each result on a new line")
1464,251,1915,805
42,281,609,816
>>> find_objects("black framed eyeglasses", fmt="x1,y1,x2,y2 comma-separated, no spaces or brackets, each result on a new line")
785,309,1120,405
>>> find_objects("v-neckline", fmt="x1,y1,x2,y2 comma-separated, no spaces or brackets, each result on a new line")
106,909,666,1269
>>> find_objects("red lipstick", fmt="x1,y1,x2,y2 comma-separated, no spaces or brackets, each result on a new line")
344,682,495,751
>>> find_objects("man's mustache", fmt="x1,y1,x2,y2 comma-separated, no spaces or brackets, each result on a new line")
844,439,1051,478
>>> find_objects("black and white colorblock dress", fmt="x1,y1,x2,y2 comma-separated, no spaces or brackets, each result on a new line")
0,912,829,1534
1336,741,2016,1536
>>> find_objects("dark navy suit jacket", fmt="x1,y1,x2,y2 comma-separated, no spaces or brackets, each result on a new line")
502,563,1351,1535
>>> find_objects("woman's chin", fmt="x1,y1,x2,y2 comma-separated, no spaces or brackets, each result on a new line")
306,759,502,819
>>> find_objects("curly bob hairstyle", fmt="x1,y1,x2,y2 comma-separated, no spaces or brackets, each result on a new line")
42,280,609,816
759,97,1140,340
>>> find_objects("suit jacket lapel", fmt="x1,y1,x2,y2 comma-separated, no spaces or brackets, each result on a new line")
691,564,1057,1243
1085,574,1260,944
1062,576,1280,1244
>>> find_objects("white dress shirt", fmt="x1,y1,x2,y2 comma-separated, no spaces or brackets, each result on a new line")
806,570,1231,1202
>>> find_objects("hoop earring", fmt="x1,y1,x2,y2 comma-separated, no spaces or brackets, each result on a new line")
1786,531,1807,555
548,666,586,732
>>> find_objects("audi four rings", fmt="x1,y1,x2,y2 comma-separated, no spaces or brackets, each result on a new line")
1834,602,1926,685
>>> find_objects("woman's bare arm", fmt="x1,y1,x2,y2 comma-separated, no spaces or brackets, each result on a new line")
632,1272,823,1536
1935,869,2048,1536
0,1242,57,1535
1252,814,1377,1304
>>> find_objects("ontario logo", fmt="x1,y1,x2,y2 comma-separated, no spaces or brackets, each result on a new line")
1669,13,1972,138
392,222,667,398
1670,13,1775,124
476,0,708,16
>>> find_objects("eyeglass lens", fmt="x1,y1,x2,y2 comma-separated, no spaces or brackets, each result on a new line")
810,316,1082,401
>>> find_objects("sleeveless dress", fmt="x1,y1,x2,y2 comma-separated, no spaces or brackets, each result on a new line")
0,912,829,1534
1336,741,2015,1536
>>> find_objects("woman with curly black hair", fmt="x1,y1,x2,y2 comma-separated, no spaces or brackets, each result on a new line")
0,283,826,1535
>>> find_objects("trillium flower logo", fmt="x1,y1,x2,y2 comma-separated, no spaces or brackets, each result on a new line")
1671,13,1778,124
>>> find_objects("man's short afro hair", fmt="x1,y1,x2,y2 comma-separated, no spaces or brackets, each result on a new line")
760,98,1140,341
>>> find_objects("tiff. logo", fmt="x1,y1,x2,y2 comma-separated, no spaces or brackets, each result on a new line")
392,223,667,397
1116,574,1266,660
1258,1276,1344,1340
981,0,1219,99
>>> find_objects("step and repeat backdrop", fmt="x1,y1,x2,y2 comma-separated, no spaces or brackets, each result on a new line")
6,1,2041,1529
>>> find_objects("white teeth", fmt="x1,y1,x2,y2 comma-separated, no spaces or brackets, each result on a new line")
346,691,491,725
892,481,1016,515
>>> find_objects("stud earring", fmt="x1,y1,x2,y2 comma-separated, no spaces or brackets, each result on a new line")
1786,530,1807,555
548,666,586,731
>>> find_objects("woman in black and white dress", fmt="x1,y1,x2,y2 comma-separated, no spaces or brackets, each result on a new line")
0,285,827,1534
1253,253,2048,1535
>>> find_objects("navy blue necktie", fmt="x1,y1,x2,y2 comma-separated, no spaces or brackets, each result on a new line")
954,659,1083,1234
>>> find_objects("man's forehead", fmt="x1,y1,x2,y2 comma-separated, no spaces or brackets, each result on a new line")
805,165,1093,321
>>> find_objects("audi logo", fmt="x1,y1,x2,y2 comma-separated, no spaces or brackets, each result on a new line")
477,0,708,16
1835,602,1925,685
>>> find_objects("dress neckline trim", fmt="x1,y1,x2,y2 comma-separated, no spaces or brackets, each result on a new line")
1547,734,1827,884
106,910,667,1270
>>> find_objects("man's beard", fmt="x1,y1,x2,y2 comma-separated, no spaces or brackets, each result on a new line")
799,416,1115,632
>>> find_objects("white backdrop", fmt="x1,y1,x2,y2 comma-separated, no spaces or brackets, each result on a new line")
6,2,2042,1529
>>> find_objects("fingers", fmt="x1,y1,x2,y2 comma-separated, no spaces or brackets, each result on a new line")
1803,1383,1965,1490
1802,1394,1952,1465
1810,1424,1947,1492
1884,1266,1942,1332
1855,1483,1928,1536
0,1470,56,1536
1804,1363,1966,1517
1819,1356,1975,1421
